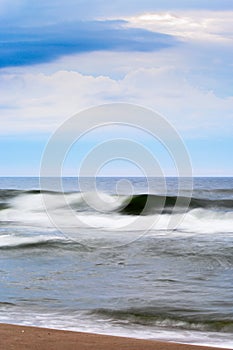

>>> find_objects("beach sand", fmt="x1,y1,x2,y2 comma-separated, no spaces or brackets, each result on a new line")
0,324,229,350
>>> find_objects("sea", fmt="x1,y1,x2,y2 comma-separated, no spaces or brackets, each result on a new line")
0,177,233,348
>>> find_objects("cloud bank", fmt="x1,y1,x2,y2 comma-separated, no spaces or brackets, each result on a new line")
0,1,233,175
1,61,232,138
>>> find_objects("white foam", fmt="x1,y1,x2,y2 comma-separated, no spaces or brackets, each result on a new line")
0,307,232,349
0,234,64,248
1,192,233,236
178,209,233,234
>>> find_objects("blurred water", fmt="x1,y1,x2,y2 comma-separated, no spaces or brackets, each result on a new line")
0,177,233,348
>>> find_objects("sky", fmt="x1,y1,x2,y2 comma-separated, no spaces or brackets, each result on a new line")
0,0,233,176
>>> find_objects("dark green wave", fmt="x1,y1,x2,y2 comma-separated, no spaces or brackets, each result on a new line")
92,308,233,333
120,194,233,215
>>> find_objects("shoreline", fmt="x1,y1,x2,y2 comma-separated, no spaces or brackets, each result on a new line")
0,324,231,350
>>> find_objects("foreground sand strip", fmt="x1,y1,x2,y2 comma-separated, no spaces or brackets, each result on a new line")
0,324,229,350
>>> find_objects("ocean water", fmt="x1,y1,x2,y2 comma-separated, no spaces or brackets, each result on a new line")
0,177,233,348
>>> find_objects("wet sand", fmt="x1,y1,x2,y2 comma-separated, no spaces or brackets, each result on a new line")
0,323,229,350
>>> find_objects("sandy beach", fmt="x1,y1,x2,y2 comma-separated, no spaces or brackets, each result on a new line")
0,324,230,350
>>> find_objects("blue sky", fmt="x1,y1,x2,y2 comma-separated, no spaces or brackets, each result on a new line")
0,0,233,176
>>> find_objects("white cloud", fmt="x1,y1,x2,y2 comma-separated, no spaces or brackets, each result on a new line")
121,67,233,135
1,10,233,137
0,61,232,138
0,70,120,133
115,11,233,43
